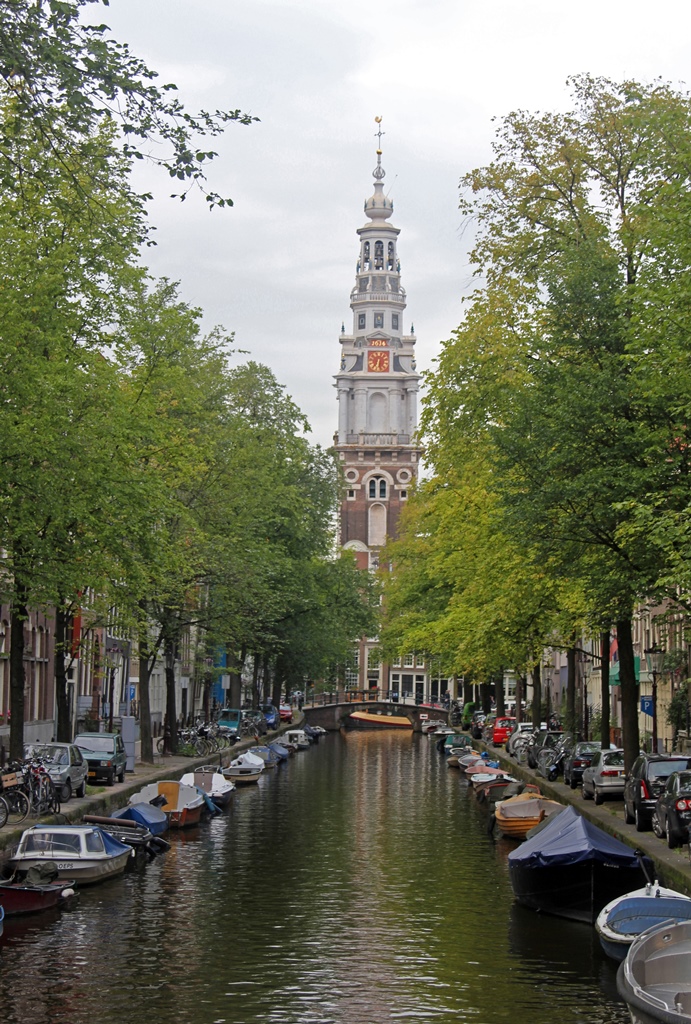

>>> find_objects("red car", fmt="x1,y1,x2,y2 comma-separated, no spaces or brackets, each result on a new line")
279,704,293,723
492,716,516,747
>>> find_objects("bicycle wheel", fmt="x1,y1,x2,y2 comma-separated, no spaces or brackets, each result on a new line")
0,795,8,828
4,788,30,824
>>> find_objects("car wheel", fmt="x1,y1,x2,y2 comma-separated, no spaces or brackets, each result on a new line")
635,806,650,832
569,776,578,790
594,788,604,805
624,801,635,825
582,783,592,801
59,779,72,803
76,779,86,798
107,770,114,787
118,767,125,784
667,819,680,849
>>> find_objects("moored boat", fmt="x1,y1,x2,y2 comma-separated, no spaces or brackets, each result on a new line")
180,768,236,808
346,710,412,729
284,729,312,748
248,745,280,768
0,864,77,916
223,752,264,785
111,801,169,835
494,793,564,839
596,883,691,961
617,919,691,1022
421,719,447,734
8,825,132,885
130,781,205,829
508,804,652,923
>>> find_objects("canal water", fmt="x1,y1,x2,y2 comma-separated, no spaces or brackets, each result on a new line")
0,732,628,1024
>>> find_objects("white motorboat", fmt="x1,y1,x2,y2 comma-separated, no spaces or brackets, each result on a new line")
180,767,236,807
618,919,691,1021
223,751,264,785
9,825,132,885
284,729,311,750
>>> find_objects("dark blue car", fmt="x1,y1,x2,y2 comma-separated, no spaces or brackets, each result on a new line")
261,704,279,730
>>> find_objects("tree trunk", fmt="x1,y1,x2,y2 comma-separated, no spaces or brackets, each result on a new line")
138,623,155,763
164,633,178,754
495,671,505,716
227,644,244,708
531,662,541,730
566,646,576,736
54,605,70,742
9,583,28,761
600,630,611,749
617,617,639,773
480,682,491,714
251,654,260,708
515,674,524,724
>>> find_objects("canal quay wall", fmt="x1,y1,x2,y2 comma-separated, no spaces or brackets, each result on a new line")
474,738,691,896
0,720,300,861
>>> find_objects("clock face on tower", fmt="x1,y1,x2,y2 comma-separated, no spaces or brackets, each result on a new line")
368,351,389,372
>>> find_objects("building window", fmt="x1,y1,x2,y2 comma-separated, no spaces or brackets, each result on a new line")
358,313,366,330
400,490,407,499
374,240,384,269
404,654,414,667
387,242,395,270
392,313,399,330
347,489,355,500
393,657,401,667
416,655,425,668
369,477,387,498
374,312,384,329
363,242,370,269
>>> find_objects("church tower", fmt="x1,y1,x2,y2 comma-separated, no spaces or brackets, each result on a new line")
334,122,423,692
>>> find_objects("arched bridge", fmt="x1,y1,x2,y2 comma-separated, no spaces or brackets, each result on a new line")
302,690,449,732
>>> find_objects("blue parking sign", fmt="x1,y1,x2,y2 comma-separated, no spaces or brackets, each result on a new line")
640,696,654,716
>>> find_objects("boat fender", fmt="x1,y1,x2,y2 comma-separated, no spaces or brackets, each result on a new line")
61,888,75,898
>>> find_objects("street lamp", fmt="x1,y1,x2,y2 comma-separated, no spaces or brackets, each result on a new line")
644,644,665,755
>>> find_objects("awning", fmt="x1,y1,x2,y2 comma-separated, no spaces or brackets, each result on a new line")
608,655,640,686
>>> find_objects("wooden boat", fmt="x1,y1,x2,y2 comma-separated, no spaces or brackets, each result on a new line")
180,768,236,808
508,805,652,923
617,919,691,1022
130,781,205,829
8,825,132,885
443,733,473,753
474,775,519,804
111,801,169,835
346,710,412,729
494,793,564,839
0,869,77,916
596,883,691,961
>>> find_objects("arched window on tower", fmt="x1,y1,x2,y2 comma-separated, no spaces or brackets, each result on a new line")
368,476,387,499
363,242,370,270
374,240,384,269
387,242,395,270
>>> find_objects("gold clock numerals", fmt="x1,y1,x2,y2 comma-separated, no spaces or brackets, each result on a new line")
367,351,390,372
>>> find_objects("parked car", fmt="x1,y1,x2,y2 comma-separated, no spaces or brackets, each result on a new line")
74,732,127,786
581,748,625,804
25,742,88,802
279,704,293,723
492,716,516,747
623,754,691,831
240,709,268,736
217,707,242,739
563,741,601,790
481,715,496,744
527,730,563,769
260,704,280,730
652,770,691,848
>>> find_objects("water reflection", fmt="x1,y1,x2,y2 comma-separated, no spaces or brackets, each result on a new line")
0,732,629,1024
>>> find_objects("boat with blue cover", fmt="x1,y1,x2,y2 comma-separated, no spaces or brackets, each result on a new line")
111,801,169,835
596,883,691,961
508,804,653,923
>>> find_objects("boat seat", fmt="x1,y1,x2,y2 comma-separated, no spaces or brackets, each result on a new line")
157,782,179,810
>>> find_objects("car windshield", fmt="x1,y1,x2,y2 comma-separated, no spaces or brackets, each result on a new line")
496,719,514,728
675,772,691,791
29,744,68,765
577,743,600,754
76,736,115,754
603,751,625,766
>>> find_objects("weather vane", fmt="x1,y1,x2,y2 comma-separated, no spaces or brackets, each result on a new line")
373,116,385,180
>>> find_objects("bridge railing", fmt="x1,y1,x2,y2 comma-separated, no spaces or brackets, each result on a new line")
302,689,449,710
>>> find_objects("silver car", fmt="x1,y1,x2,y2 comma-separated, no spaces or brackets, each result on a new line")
581,748,626,805
25,742,88,802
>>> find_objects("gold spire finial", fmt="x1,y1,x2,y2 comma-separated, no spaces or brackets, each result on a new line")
373,117,385,180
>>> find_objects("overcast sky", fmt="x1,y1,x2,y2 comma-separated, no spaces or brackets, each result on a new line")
97,0,691,448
